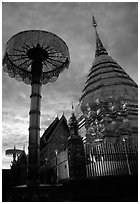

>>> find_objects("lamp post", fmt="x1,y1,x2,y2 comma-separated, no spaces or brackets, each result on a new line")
54,149,58,183
122,138,131,175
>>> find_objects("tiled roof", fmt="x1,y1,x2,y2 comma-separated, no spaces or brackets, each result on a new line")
40,115,69,151
40,117,59,150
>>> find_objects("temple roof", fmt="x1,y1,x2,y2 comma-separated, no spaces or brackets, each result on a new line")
40,114,69,151
40,116,59,150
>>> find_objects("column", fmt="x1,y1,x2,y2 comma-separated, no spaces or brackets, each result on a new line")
26,60,42,186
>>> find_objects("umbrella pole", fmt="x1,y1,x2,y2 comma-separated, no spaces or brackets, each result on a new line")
26,61,42,186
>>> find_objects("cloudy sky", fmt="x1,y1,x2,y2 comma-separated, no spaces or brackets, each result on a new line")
2,2,138,168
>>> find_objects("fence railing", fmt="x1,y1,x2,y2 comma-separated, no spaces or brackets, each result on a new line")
40,142,137,184
85,142,138,178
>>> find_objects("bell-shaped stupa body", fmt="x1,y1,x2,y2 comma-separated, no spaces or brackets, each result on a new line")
76,19,138,145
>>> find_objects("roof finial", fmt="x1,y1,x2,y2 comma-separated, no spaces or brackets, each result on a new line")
92,15,108,57
72,102,74,111
13,145,16,162
72,102,75,116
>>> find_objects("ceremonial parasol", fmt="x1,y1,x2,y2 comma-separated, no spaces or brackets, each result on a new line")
3,30,70,186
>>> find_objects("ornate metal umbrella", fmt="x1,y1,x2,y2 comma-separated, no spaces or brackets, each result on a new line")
5,145,23,162
3,30,70,186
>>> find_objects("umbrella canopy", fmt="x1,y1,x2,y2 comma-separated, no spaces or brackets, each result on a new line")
3,30,70,85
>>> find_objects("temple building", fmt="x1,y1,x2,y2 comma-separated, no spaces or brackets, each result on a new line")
40,114,69,158
40,111,86,183
40,114,70,183
10,149,27,186
75,17,138,146
39,17,138,182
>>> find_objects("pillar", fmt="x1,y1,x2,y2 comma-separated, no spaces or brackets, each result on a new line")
26,60,42,186
68,136,87,179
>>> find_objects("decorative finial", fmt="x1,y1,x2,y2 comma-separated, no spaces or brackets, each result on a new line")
13,145,16,161
92,15,97,28
92,15,108,57
72,102,74,111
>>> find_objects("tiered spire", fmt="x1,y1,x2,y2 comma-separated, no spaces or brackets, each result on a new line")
92,16,108,57
77,16,138,144
68,104,79,138
79,16,137,103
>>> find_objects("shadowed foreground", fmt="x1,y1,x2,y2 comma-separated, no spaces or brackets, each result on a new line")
3,174,137,202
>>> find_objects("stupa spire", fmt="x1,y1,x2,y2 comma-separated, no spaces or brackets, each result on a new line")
72,102,74,113
92,16,108,57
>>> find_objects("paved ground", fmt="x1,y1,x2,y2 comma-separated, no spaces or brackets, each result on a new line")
3,175,138,201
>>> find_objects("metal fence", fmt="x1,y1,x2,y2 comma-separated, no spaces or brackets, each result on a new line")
40,142,137,183
85,141,138,178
